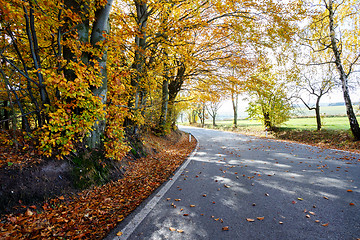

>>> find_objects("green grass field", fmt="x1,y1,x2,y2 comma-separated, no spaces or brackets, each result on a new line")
294,105,348,117
180,105,359,132
199,116,352,131
281,116,351,130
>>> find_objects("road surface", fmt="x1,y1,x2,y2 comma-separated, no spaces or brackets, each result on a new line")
106,126,360,240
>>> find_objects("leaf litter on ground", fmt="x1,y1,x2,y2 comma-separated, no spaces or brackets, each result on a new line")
0,132,197,239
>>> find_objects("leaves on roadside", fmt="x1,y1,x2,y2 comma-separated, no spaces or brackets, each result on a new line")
0,132,197,239
246,218,255,222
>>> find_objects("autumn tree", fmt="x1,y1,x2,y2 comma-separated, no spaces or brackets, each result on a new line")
0,0,123,159
300,0,360,139
246,62,295,130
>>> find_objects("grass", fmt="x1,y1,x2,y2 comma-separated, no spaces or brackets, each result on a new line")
196,116,352,131
281,116,351,131
294,105,348,117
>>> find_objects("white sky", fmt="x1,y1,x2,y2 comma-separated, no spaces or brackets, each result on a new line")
218,88,360,118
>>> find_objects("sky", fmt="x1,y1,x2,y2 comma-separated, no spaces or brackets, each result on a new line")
217,88,360,119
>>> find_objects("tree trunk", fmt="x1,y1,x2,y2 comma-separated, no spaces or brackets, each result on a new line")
201,105,205,127
24,4,50,113
328,0,360,140
166,62,185,127
232,92,238,128
159,79,169,132
86,0,113,149
3,101,9,130
315,98,321,131
263,112,271,130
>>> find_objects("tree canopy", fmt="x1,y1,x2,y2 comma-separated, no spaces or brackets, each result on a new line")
3,0,359,161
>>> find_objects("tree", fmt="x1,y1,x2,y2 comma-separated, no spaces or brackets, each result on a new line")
206,95,222,127
301,0,360,139
246,64,294,130
299,65,334,130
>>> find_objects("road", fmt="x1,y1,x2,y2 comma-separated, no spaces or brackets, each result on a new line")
106,126,360,240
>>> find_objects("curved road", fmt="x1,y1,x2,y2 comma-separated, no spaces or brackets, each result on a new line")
106,126,360,240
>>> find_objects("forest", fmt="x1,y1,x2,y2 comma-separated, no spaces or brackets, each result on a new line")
1,0,359,160
0,0,360,238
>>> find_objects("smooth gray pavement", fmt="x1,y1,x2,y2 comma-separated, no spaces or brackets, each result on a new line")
106,126,360,240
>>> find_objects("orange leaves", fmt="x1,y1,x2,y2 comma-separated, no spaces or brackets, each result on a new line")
0,132,196,239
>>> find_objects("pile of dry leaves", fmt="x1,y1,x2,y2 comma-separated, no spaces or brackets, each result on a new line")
0,131,197,239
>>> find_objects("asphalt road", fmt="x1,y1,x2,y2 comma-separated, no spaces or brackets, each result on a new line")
106,126,360,240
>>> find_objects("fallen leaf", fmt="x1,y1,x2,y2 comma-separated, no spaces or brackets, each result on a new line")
297,198,303,201
59,196,65,200
203,194,207,197
279,221,283,224
347,189,353,192
177,229,184,233
224,184,230,188
349,203,355,206
309,211,315,215
321,223,329,227
116,232,123,236
169,227,176,231
257,217,265,220
25,209,33,217
265,193,269,196
292,201,297,204
183,214,189,216
315,220,320,223
246,218,255,222
305,214,310,218
222,226,229,231
175,199,181,201
166,198,171,201
190,204,195,207
323,196,329,200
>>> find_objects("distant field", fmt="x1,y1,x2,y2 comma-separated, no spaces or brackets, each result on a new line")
281,116,351,130
198,116,353,131
293,105,348,117
180,105,359,131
